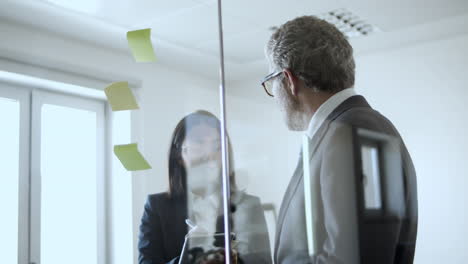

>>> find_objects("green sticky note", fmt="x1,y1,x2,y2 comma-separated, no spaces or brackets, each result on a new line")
127,28,156,62
104,81,139,111
114,143,152,171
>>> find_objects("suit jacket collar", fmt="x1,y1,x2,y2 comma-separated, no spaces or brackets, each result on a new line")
326,95,370,122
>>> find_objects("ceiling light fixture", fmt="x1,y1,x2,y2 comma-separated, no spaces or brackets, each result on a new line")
318,8,380,38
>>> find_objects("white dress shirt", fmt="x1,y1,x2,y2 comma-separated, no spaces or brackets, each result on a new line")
187,191,260,254
306,88,357,139
301,87,359,262
187,191,220,250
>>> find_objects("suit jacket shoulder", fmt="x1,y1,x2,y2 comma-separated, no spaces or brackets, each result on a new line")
139,192,187,264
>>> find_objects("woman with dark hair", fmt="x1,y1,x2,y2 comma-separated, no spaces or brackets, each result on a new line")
138,110,271,264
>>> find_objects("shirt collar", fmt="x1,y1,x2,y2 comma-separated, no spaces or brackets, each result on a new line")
306,88,357,139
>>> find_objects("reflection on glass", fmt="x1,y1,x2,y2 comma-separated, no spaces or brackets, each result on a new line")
261,203,277,261
138,110,271,264
361,144,382,209
0,97,20,264
41,104,98,264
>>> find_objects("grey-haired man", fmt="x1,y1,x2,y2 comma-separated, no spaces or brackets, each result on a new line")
262,16,417,264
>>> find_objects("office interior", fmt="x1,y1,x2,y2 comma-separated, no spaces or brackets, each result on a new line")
1,0,467,263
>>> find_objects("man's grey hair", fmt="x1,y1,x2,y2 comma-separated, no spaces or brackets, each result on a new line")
266,16,355,93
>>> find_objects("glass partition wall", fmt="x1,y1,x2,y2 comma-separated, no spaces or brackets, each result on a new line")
2,1,418,264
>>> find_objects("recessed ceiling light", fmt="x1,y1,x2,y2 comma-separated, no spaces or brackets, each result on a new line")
318,8,380,38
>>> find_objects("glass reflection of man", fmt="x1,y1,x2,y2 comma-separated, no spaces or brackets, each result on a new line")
261,16,418,264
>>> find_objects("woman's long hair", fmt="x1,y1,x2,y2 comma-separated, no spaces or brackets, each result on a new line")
167,110,236,198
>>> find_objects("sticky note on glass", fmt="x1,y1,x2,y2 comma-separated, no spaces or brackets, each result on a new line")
104,82,139,111
127,28,156,62
114,143,152,171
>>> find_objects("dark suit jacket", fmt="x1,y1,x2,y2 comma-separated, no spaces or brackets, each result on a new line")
138,193,187,264
138,191,272,264
274,95,418,264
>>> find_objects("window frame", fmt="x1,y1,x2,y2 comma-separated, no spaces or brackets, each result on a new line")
0,83,31,264
29,88,108,264
0,78,116,264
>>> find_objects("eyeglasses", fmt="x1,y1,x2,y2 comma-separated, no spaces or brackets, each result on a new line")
260,71,283,97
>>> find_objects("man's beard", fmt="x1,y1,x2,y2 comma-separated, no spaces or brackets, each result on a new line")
277,82,307,131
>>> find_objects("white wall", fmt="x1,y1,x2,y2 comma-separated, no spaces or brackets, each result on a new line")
354,34,468,264
225,84,302,211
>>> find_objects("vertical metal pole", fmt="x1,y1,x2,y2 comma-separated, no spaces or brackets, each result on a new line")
216,0,232,263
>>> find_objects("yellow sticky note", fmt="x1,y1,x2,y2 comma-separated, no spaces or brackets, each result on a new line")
114,143,152,171
104,81,139,111
127,28,156,62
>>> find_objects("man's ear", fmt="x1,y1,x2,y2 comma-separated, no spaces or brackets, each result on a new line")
283,69,300,96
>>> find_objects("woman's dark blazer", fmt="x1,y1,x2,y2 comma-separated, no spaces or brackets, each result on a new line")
138,192,272,264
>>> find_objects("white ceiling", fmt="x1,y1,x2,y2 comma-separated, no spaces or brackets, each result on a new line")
0,0,468,81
